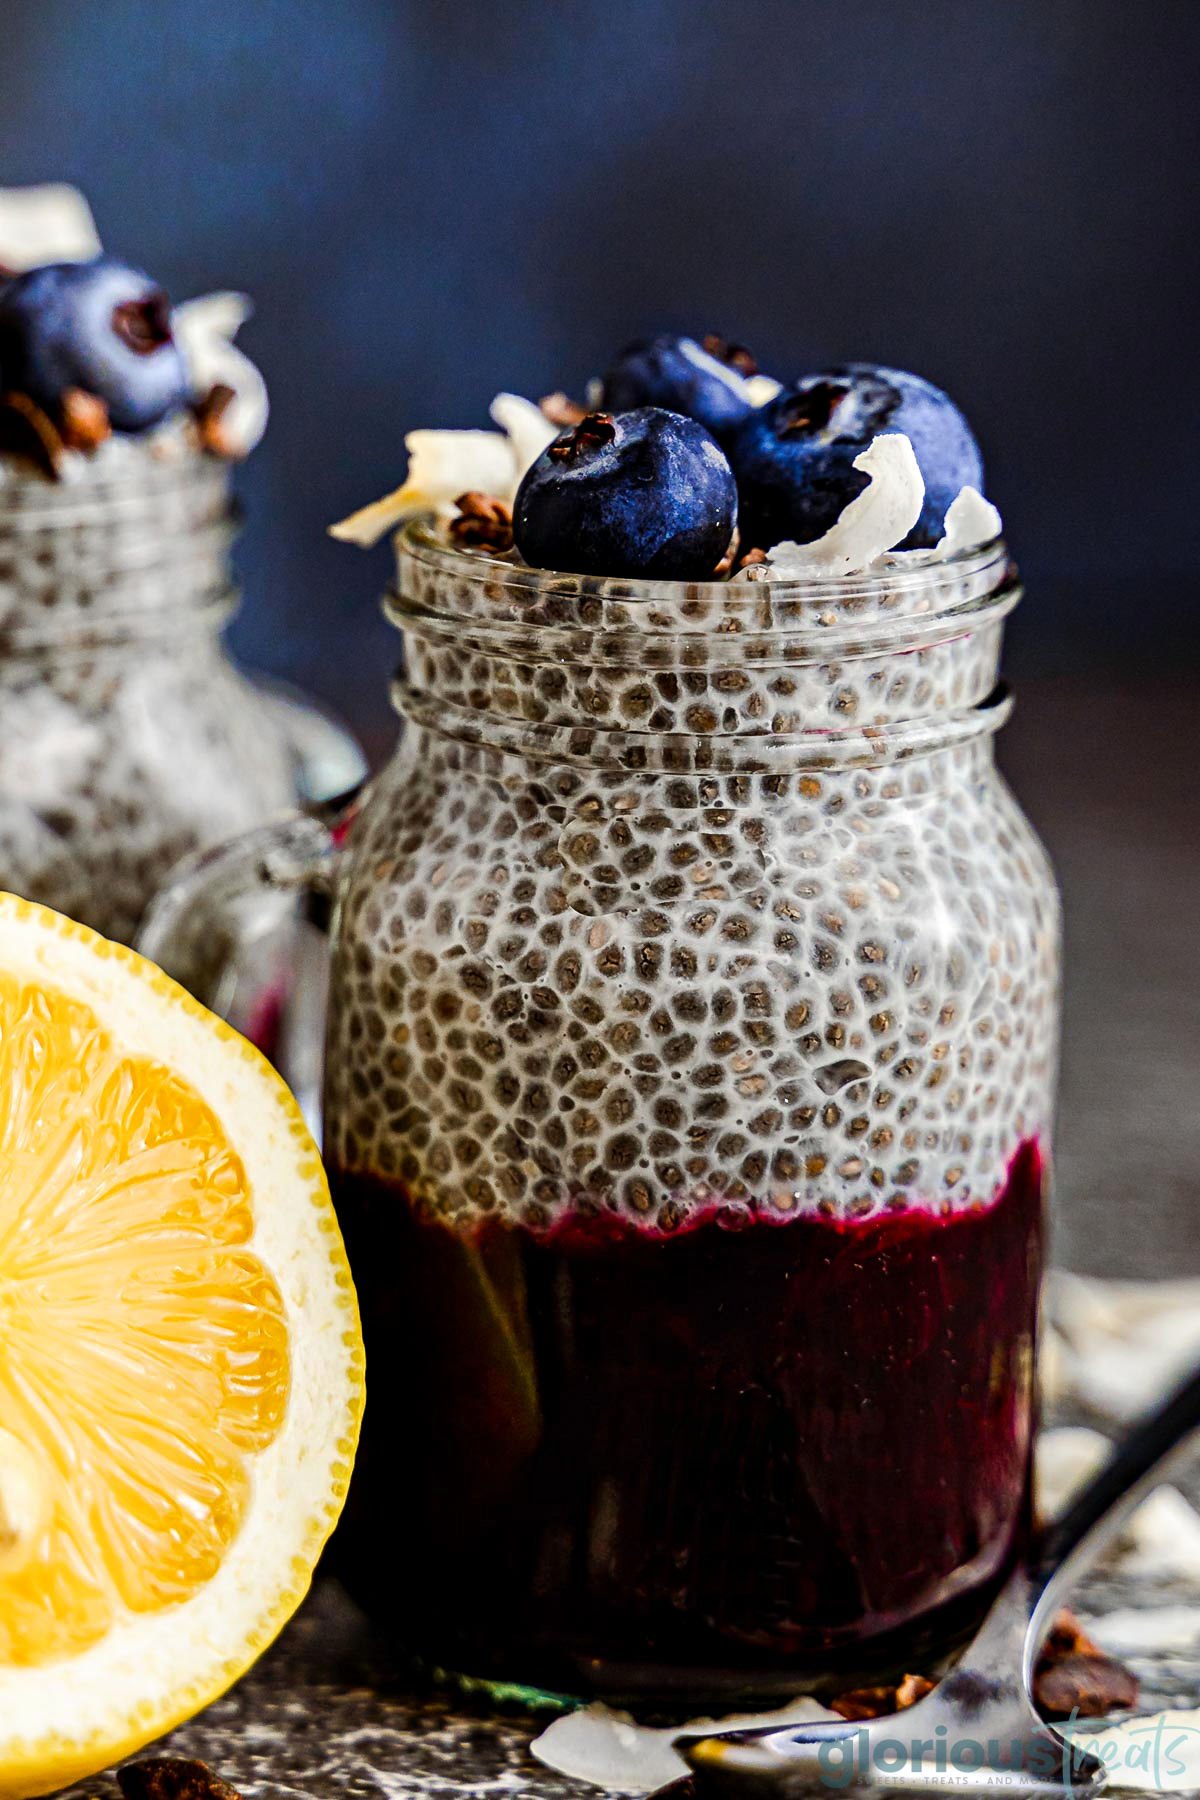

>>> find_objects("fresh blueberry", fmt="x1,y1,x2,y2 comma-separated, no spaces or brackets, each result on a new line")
727,363,983,550
598,335,756,439
513,407,737,580
0,258,189,433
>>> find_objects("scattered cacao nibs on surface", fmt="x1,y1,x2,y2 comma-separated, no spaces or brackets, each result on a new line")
829,1672,935,1720
1033,1607,1139,1720
192,383,240,459
1035,1653,1139,1720
59,386,111,452
118,1758,243,1800
449,491,514,551
0,389,66,477
539,390,588,427
701,333,758,378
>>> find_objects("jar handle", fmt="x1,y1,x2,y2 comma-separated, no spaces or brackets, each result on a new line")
136,803,353,1123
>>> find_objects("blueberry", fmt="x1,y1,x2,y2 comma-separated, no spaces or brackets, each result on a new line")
513,407,737,580
599,335,756,439
0,258,189,433
727,364,983,550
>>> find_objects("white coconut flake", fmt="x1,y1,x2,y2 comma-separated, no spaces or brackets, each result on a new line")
1044,1273,1200,1423
328,429,513,547
0,183,100,272
744,373,783,408
1068,1707,1200,1791
1034,1427,1200,1577
531,1695,837,1793
1085,1605,1200,1657
884,484,1003,565
489,391,557,481
172,292,269,457
331,396,558,548
939,484,1002,552
1036,1426,1113,1520
1120,1487,1200,1580
765,433,925,578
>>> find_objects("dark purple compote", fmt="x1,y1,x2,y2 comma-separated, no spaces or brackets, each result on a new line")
330,1140,1043,1705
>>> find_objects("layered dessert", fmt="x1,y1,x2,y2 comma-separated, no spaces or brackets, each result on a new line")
328,336,1059,1701
0,185,293,943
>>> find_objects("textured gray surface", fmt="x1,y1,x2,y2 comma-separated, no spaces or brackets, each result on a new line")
66,672,1200,1798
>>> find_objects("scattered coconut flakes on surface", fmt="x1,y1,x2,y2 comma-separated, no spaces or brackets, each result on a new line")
0,183,100,272
489,391,558,480
1037,1426,1113,1520
1120,1486,1200,1580
1068,1706,1200,1792
1035,1427,1200,1577
530,1694,837,1793
328,428,513,547
744,373,782,408
172,293,269,457
764,433,924,578
1085,1605,1200,1657
1045,1273,1200,1424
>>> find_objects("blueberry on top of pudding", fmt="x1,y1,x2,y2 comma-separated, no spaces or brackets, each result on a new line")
598,335,756,440
0,257,189,433
513,406,737,580
727,363,982,550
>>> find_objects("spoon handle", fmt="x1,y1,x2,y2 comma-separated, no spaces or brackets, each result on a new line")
1031,1362,1200,1635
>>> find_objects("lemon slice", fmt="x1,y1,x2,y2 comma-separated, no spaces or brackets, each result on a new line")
0,895,363,1798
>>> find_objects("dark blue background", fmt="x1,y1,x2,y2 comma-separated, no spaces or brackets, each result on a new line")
3,0,1197,742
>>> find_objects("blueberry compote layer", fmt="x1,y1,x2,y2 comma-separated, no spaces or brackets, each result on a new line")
330,1140,1043,1705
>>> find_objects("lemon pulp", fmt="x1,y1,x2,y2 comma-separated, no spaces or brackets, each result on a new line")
0,972,289,1666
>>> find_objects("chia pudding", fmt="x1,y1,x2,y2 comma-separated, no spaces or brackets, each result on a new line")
0,189,297,943
323,347,1060,1701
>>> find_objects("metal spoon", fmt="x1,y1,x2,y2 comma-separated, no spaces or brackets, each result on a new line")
680,1365,1200,1797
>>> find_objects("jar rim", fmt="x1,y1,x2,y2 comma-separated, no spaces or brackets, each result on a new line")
395,514,1007,602
0,443,227,528
390,516,1018,661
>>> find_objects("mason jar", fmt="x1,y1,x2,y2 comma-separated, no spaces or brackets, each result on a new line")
0,448,324,946
143,520,1060,1707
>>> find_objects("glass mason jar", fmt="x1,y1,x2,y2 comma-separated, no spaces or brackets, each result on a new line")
0,449,311,946
143,520,1060,1708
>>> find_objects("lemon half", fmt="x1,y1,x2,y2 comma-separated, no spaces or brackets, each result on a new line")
0,894,363,1797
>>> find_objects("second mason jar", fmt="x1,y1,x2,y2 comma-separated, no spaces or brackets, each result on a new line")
323,522,1059,1704
0,449,299,945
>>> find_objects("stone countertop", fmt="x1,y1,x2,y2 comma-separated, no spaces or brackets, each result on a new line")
61,1563,1200,1800
69,671,1200,1800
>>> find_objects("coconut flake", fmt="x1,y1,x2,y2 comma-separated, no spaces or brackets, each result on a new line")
765,433,925,578
531,1694,837,1793
1045,1273,1200,1424
884,484,1003,565
1037,1426,1113,1520
744,373,783,408
1120,1487,1200,1580
489,391,557,481
331,395,556,548
328,429,513,547
1034,1427,1200,1577
939,484,1002,552
1086,1605,1200,1657
172,292,269,457
0,183,101,272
